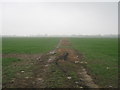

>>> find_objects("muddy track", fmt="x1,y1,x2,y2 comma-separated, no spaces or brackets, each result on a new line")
52,39,99,88
2,39,99,88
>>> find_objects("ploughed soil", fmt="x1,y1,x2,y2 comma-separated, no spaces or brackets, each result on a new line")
2,39,99,88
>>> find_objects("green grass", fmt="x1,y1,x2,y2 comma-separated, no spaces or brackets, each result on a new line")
2,37,118,88
2,58,22,83
46,64,67,88
2,37,60,87
2,37,60,54
3,58,21,66
46,63,79,88
70,38,118,88
2,57,34,85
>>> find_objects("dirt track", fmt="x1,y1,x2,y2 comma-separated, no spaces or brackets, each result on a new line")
2,39,99,88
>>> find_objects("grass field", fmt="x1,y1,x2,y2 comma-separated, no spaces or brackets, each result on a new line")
2,37,60,54
2,37,118,88
70,38,118,87
2,37,60,86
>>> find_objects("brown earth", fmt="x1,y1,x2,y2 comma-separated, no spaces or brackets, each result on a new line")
2,39,99,88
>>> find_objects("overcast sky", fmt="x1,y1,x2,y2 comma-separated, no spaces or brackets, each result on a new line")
1,0,118,36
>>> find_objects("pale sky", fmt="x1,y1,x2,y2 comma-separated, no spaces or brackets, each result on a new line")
0,0,118,36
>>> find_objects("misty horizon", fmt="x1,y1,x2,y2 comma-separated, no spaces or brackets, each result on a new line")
1,34,118,38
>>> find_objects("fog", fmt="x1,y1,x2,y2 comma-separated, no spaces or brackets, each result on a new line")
1,0,118,36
